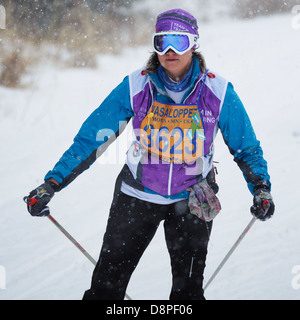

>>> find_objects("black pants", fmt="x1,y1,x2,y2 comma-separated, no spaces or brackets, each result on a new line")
83,188,212,300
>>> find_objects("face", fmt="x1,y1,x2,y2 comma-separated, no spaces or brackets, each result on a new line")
158,49,193,82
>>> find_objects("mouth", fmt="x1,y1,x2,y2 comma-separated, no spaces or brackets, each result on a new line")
166,58,178,62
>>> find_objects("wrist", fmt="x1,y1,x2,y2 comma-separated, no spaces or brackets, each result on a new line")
253,180,270,192
46,179,60,192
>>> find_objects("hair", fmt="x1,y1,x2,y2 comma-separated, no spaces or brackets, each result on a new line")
145,51,207,75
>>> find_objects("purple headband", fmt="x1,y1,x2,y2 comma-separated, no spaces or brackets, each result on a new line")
155,8,199,36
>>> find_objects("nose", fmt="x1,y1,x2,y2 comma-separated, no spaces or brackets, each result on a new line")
166,49,176,55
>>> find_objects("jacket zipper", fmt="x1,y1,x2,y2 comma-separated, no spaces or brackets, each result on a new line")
183,73,205,104
150,72,206,197
166,76,205,197
168,162,173,197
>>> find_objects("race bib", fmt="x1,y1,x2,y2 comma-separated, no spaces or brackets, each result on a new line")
140,101,205,164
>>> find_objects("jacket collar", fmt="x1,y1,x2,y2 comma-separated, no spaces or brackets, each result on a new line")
148,55,202,101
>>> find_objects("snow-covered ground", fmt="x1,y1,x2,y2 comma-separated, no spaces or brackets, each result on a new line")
1,13,300,300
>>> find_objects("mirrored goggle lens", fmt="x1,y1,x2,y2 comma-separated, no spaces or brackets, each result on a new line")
153,34,191,53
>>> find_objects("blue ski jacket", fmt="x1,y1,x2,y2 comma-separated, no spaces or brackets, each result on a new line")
45,58,270,198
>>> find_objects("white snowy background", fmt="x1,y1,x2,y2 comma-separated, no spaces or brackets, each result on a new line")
1,5,300,300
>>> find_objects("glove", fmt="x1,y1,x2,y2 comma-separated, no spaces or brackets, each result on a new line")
251,185,275,221
24,181,57,217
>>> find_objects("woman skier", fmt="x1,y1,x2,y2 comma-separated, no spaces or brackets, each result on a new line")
25,8,275,300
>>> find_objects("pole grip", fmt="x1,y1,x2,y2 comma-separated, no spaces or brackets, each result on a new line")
262,200,270,211
23,197,37,206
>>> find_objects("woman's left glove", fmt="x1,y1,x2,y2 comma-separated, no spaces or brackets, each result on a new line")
251,185,275,221
24,181,56,217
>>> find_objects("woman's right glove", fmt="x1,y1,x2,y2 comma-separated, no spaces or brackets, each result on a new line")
24,181,57,217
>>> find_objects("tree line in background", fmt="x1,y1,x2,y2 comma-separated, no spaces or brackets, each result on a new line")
0,0,146,87
4,0,140,42
235,0,296,18
3,0,296,41
0,0,297,88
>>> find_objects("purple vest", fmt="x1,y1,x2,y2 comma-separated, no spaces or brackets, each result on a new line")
126,68,228,196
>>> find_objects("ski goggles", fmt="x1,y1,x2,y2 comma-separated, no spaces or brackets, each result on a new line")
152,32,199,56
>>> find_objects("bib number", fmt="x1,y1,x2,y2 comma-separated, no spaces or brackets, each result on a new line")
140,101,205,163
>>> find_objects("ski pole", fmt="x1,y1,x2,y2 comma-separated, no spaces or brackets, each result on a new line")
24,197,132,300
204,217,257,291
48,214,133,300
47,214,97,265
